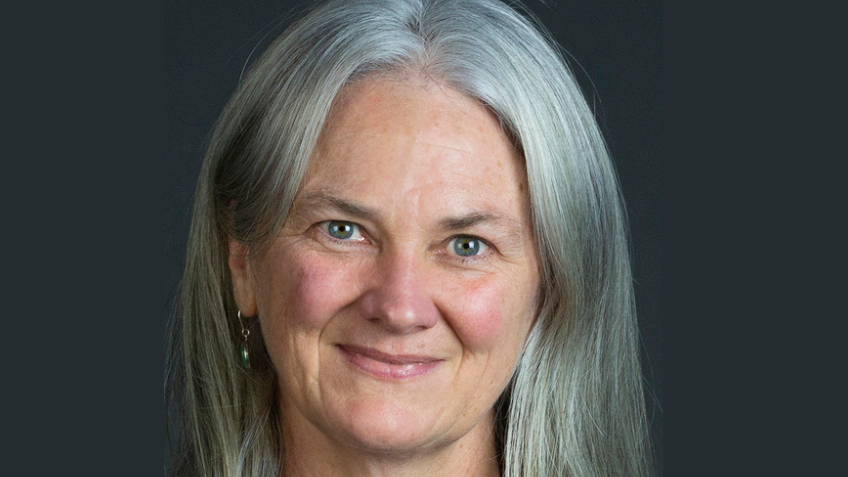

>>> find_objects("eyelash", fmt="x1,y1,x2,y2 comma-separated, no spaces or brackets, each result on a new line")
314,220,494,264
316,221,368,247
442,236,493,265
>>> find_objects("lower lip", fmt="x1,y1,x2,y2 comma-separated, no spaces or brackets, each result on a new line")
337,346,442,380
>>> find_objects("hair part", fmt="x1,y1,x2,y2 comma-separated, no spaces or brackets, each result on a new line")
167,1,651,475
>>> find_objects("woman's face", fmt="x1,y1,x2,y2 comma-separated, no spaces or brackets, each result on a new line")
230,77,540,456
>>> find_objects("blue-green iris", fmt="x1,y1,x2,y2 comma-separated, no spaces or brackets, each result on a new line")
328,221,355,239
454,237,481,257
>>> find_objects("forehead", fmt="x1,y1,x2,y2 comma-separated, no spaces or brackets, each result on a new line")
301,76,528,223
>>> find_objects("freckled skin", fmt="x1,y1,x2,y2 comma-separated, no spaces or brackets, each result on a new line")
229,76,540,476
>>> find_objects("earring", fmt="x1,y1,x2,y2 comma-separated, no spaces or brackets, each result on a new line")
237,310,251,369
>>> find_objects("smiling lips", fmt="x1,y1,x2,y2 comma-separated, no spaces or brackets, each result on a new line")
337,345,443,380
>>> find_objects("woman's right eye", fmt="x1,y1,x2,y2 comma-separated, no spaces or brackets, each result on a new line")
322,221,365,242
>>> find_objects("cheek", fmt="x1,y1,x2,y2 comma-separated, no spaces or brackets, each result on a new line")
255,249,368,383
267,251,366,330
443,276,530,351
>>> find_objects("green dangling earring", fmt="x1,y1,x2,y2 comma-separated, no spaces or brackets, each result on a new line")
238,310,251,369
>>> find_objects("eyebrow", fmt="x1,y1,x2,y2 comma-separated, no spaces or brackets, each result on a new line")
439,213,499,231
440,213,527,244
295,191,525,237
295,191,381,221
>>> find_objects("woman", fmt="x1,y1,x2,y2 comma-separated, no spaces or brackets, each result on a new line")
166,0,654,475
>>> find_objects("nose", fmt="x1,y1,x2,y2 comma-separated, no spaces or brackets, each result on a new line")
359,251,439,334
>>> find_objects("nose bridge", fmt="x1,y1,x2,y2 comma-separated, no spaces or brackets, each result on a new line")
360,245,439,333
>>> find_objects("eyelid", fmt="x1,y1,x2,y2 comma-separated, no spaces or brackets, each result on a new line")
445,235,493,262
314,223,494,262
317,220,368,243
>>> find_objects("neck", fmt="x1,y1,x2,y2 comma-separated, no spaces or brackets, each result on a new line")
279,400,501,477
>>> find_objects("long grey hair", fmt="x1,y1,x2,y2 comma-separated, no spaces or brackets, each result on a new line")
166,0,652,475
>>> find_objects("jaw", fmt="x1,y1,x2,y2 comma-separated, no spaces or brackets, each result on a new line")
280,395,500,477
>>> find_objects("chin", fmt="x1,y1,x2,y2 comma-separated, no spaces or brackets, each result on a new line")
329,398,445,455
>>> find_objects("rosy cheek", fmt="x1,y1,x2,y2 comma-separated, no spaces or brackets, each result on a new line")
288,252,366,329
443,277,510,348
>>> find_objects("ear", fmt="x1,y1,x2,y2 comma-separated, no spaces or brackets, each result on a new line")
228,239,258,317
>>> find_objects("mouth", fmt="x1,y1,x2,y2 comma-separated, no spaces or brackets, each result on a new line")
336,345,443,380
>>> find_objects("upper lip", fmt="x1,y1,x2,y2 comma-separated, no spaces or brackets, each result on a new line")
338,344,441,365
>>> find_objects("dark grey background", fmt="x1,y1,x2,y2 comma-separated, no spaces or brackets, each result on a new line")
165,0,662,473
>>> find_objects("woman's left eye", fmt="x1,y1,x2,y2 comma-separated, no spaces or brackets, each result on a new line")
449,236,489,258
323,221,364,241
